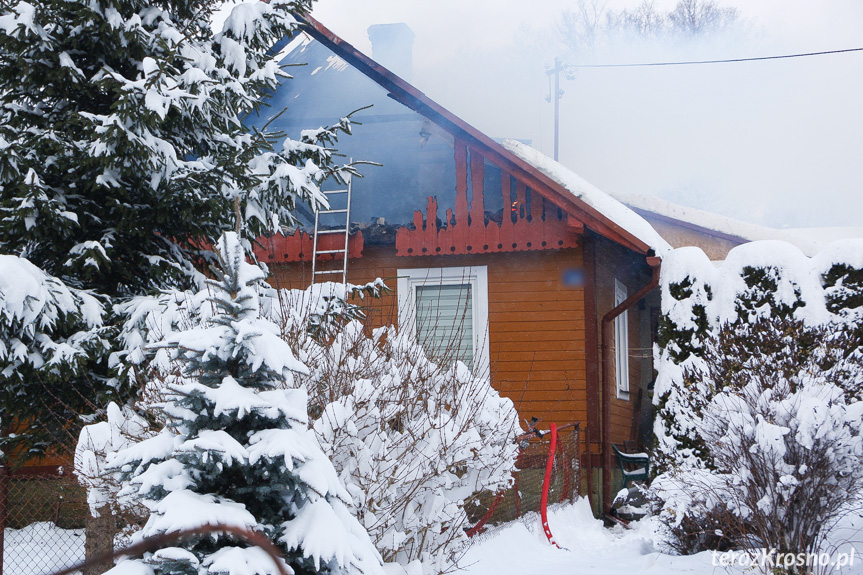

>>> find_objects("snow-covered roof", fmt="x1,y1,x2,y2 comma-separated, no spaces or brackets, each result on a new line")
503,139,672,257
604,189,863,257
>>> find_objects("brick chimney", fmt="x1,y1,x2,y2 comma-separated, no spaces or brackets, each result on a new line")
367,23,415,82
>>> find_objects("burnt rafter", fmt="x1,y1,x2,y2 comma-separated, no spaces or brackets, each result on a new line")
253,229,364,263
395,142,582,257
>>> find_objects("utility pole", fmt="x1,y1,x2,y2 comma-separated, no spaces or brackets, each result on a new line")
547,57,566,161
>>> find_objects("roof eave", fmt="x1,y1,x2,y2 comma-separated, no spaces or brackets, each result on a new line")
295,13,654,256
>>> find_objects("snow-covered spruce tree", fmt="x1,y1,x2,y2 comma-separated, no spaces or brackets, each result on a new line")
106,233,382,575
0,0,348,454
0,255,109,456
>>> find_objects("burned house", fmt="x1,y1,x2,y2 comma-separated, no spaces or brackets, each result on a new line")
251,15,670,510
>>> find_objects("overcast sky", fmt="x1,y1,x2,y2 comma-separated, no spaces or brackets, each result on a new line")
306,0,863,229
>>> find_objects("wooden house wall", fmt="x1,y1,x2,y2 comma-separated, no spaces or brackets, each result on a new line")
269,244,588,427
591,236,656,448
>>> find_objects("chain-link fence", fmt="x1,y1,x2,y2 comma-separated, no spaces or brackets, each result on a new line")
1,469,88,575
468,423,581,532
1,428,581,573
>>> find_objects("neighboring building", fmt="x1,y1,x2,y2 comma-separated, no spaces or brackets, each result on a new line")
606,189,863,260
250,15,672,510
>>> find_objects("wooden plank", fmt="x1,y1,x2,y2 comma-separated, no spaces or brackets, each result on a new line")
490,309,583,322
486,271,571,282
511,393,584,405
492,349,585,362
497,380,587,392
489,328,584,345
491,340,584,353
489,301,581,313
493,370,586,382
454,140,469,247
509,397,585,410
489,290,584,303
469,148,485,227
488,284,579,296
494,361,587,373
500,171,514,249
498,376,585,386
583,234,600,448
509,400,585,415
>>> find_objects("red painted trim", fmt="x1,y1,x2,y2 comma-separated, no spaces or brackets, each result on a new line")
466,491,505,538
294,13,654,256
253,230,363,263
395,147,580,256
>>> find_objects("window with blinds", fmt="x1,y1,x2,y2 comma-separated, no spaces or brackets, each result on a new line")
397,266,489,375
415,283,474,368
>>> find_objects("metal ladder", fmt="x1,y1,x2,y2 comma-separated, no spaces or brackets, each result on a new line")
311,173,352,284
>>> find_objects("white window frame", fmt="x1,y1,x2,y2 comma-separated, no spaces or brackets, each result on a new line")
614,278,630,400
397,265,490,375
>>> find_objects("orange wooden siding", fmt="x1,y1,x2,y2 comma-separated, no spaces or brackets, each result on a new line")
270,245,587,427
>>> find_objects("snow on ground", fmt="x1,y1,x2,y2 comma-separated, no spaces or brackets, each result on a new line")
462,499,863,575
3,522,84,575
5,500,863,575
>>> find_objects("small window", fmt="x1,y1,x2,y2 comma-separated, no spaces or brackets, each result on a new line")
614,279,630,400
397,266,489,374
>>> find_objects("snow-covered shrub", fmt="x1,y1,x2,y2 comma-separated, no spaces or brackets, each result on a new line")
652,241,863,562
817,239,863,339
103,233,382,575
75,402,151,546
654,241,863,472
653,246,716,471
93,258,516,574
107,279,517,574
655,316,863,569
288,320,519,574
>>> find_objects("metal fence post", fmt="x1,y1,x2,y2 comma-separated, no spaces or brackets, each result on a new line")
0,463,8,575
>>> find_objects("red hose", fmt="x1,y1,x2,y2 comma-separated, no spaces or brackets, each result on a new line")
466,491,505,537
540,423,561,548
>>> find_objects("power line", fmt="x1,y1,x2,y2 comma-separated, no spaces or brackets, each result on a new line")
569,47,863,68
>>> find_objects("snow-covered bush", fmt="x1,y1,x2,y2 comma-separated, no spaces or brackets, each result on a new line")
655,316,863,569
654,241,863,472
654,246,715,471
289,320,519,574
103,233,382,575
75,401,151,548
652,241,863,562
93,260,517,574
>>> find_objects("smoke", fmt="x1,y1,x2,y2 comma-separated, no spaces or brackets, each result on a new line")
310,0,863,229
